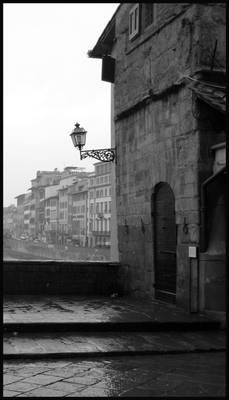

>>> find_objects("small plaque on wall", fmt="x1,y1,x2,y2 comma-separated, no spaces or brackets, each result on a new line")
188,246,197,258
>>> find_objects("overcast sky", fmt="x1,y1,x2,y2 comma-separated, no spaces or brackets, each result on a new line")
3,3,118,207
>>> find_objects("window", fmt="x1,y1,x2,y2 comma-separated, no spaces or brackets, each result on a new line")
51,199,56,207
50,210,56,218
105,188,107,196
143,3,156,29
129,4,140,40
104,202,108,213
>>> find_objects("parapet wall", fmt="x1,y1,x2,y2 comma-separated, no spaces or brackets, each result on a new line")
3,261,120,295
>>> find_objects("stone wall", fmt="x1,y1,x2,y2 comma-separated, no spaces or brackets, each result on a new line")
115,87,198,307
112,3,225,309
3,261,120,295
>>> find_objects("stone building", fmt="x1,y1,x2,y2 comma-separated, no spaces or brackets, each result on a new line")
29,170,61,239
44,184,60,244
14,193,26,238
23,193,32,237
68,179,88,247
89,3,226,313
3,204,17,236
88,162,112,248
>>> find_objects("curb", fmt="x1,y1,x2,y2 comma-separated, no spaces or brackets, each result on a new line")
3,320,221,333
3,347,226,360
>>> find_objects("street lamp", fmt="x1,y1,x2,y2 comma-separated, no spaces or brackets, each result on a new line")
70,122,116,163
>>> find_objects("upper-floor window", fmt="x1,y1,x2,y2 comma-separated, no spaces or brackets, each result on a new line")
51,199,56,207
129,3,156,41
143,3,156,29
129,4,140,40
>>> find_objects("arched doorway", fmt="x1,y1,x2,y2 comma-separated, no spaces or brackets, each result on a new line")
153,183,177,303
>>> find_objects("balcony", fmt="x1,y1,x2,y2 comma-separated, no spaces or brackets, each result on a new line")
92,230,110,237
96,213,104,219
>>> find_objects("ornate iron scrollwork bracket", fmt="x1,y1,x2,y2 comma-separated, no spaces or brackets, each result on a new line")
80,148,116,162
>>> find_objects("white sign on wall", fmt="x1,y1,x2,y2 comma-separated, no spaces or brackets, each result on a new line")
188,246,197,258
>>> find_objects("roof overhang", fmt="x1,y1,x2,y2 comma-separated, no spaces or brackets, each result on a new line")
185,73,226,114
88,5,120,59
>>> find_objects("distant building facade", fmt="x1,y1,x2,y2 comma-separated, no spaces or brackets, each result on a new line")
10,164,112,249
88,162,112,248
3,204,17,235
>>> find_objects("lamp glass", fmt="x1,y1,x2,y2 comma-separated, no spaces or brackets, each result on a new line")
70,124,87,148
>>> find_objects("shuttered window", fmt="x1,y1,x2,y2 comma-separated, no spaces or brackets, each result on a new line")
129,4,140,40
143,3,156,28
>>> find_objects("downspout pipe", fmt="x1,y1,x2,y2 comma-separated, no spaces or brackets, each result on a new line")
200,166,226,252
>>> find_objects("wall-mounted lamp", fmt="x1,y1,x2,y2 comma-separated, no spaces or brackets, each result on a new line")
70,122,116,163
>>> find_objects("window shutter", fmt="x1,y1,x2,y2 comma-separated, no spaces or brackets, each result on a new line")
102,56,115,83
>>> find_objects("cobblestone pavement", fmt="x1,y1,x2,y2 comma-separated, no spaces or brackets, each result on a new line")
3,352,225,397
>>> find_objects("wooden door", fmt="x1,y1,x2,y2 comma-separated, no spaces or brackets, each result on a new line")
153,183,177,303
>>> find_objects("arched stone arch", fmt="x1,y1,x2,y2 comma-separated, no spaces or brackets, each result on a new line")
152,182,177,303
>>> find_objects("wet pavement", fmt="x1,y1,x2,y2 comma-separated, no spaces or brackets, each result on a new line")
4,330,225,358
3,295,225,396
4,295,220,324
4,353,225,397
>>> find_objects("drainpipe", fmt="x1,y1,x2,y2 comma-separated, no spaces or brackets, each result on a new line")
200,166,226,252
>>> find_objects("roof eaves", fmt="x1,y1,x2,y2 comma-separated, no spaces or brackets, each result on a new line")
88,4,120,59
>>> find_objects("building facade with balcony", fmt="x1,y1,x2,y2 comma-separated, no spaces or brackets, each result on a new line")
69,179,88,247
3,204,17,236
14,193,26,238
88,162,112,248
29,169,61,239
23,193,32,237
44,184,60,244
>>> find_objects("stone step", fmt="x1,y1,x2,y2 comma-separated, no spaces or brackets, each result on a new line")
3,319,221,333
4,330,225,359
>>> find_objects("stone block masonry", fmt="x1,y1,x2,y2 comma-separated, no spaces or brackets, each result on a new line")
111,3,225,309
3,261,120,295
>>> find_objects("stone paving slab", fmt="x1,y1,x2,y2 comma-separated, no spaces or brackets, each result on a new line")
3,330,226,358
3,295,220,325
3,353,226,397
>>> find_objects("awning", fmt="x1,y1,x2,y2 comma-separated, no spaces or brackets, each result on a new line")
186,76,226,114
